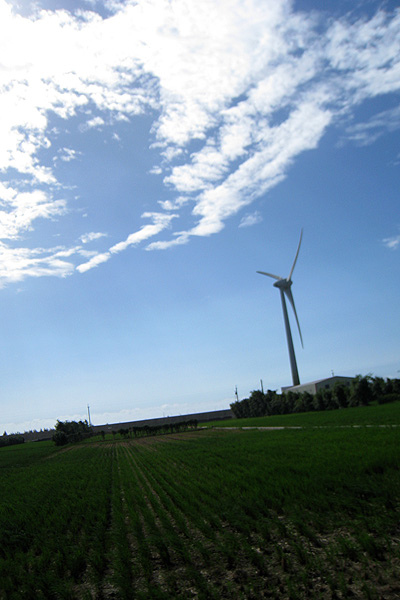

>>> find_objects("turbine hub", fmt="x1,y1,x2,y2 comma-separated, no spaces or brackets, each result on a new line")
273,279,292,290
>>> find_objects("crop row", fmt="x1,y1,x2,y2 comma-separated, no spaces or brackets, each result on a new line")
0,444,114,599
0,427,399,599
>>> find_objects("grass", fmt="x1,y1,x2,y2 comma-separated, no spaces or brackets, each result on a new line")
0,403,399,598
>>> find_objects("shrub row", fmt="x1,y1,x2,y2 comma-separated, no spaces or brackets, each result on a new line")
103,420,199,440
230,376,400,419
0,434,24,448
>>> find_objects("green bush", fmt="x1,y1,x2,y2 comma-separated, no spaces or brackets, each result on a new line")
52,420,92,446
52,431,69,446
0,434,24,448
377,393,400,405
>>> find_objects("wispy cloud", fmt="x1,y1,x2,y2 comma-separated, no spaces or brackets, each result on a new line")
0,0,399,283
343,105,400,146
0,243,75,287
76,251,111,273
77,212,176,272
383,231,400,250
55,147,81,163
239,211,263,228
80,116,106,131
80,232,108,244
0,185,66,240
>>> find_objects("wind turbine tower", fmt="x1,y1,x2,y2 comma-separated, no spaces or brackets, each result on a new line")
257,230,304,387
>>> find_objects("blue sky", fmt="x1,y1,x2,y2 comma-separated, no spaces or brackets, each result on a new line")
0,0,399,434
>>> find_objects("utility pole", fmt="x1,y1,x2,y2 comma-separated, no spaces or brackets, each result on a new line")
260,379,264,394
235,386,239,402
87,404,92,427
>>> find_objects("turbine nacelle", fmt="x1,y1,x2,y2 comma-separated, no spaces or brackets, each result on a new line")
273,279,292,290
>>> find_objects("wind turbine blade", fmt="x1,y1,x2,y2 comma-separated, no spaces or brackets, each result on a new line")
287,228,303,281
256,270,282,281
284,288,303,348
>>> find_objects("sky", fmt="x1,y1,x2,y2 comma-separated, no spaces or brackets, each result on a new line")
0,0,399,434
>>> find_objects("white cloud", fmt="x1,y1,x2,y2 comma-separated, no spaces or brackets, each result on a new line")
157,196,189,211
80,232,108,243
0,0,400,282
56,147,81,162
76,251,111,273
180,100,332,238
110,212,176,253
0,186,66,240
239,211,263,228
383,233,400,250
147,232,189,251
80,116,105,131
77,211,176,271
0,242,75,287
0,1,152,189
325,10,400,100
149,166,162,175
344,105,400,146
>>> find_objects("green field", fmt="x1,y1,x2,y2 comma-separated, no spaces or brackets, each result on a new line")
1,405,400,599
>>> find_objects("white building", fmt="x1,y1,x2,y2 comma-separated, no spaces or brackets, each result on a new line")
282,376,355,395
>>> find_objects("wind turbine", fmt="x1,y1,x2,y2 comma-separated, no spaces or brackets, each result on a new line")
257,230,304,387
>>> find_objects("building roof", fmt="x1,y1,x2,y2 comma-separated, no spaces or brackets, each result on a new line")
282,375,355,393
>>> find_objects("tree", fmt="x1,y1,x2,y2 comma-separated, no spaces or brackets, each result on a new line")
322,389,338,410
52,431,68,446
231,398,250,418
248,389,269,417
118,428,130,439
371,376,385,400
350,376,374,406
52,420,92,446
332,384,349,408
280,392,297,414
313,391,325,412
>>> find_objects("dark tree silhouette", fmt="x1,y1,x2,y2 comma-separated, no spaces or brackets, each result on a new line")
52,420,92,446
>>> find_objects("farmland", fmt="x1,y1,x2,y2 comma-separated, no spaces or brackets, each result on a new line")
1,406,400,599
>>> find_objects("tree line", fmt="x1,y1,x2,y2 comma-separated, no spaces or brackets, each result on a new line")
0,433,25,448
230,376,400,419
52,419,199,446
104,420,199,440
